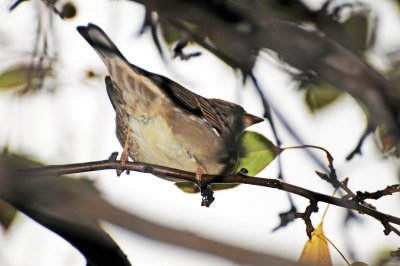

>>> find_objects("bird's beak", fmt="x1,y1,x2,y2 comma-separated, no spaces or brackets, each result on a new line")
243,113,264,128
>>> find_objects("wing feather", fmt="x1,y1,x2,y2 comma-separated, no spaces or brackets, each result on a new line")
146,72,228,134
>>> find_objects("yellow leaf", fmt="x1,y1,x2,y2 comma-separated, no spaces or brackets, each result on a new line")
298,222,332,266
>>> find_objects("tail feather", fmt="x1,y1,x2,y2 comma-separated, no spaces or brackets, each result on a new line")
77,23,126,65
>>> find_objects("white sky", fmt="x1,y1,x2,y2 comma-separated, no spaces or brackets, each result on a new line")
0,0,399,265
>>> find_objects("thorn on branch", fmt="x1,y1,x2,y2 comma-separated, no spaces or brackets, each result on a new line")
142,164,153,174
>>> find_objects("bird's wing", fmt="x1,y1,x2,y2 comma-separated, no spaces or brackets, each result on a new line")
105,76,117,110
147,73,228,134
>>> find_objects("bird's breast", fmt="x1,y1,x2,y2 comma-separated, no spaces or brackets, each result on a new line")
128,114,194,167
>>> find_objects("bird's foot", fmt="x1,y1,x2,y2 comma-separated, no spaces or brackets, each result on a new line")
195,163,208,185
117,132,131,176
193,157,214,207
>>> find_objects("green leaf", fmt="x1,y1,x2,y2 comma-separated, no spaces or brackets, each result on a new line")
175,182,198,193
342,14,370,53
0,64,51,91
175,131,278,193
175,182,239,193
233,131,279,176
304,82,343,112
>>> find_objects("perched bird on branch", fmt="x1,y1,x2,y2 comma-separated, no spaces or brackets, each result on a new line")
77,23,263,184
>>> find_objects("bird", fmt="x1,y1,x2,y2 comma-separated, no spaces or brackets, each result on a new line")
77,23,263,184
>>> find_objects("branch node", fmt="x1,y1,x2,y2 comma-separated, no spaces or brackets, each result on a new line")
239,168,248,175
270,179,281,189
142,164,154,174
297,200,319,238
200,185,215,207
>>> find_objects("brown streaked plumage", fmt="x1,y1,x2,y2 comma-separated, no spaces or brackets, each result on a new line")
77,23,263,178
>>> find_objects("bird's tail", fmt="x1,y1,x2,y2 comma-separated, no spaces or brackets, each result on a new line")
77,23,127,66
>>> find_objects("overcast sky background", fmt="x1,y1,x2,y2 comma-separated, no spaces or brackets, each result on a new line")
0,0,399,265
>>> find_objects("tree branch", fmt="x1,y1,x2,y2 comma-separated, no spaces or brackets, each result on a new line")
19,157,400,235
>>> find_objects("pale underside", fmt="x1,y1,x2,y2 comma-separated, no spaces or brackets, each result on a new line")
107,59,234,175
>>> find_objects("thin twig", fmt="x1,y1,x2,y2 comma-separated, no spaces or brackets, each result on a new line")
354,185,400,203
281,145,353,195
